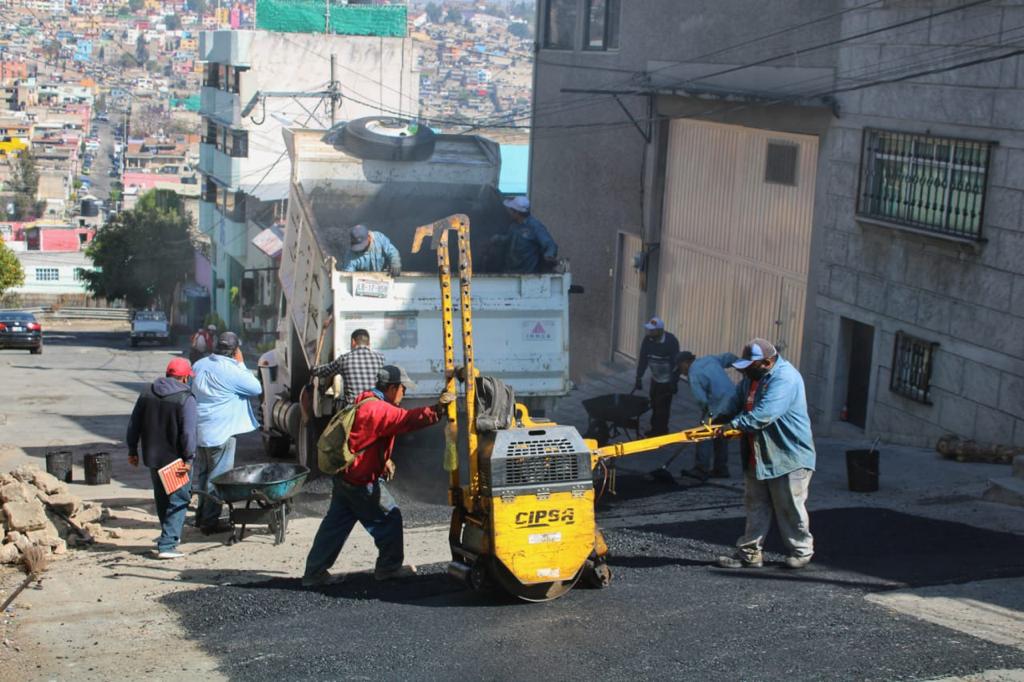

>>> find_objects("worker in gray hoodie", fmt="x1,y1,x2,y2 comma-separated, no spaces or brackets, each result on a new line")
126,357,197,559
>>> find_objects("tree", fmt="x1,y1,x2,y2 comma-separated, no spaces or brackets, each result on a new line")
425,2,442,23
165,14,181,31
446,7,463,24
128,0,145,11
83,190,195,310
509,22,530,39
187,0,207,14
0,241,25,298
135,34,149,65
9,152,42,221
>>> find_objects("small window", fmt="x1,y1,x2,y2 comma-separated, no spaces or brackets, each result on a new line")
230,129,248,158
202,175,217,202
584,0,620,50
73,267,87,281
765,141,799,186
544,0,578,50
890,331,938,405
203,118,217,145
858,128,993,240
34,267,59,281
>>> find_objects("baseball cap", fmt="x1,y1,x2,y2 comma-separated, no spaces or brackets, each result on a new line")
166,357,194,378
215,331,241,354
732,338,778,369
377,364,417,391
503,196,530,213
643,316,665,331
206,324,217,332
676,351,696,365
349,224,371,252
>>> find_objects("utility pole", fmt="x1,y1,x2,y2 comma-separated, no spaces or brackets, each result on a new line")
329,53,339,125
325,0,331,34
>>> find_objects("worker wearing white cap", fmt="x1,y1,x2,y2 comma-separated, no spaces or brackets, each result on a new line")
633,316,680,436
716,337,817,570
497,196,558,273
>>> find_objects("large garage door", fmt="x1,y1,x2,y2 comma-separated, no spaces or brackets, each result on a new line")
656,120,817,367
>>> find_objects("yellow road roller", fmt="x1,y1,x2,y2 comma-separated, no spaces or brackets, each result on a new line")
413,215,739,602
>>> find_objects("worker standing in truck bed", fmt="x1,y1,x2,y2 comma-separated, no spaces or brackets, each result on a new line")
341,224,402,277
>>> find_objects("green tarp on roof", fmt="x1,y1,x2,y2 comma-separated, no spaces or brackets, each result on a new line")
255,1,407,37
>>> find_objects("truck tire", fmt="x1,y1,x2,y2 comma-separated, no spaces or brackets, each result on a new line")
339,116,436,162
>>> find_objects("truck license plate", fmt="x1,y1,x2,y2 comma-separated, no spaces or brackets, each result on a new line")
354,278,390,298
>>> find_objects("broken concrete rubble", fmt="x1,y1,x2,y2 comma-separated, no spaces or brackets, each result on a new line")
0,464,109,566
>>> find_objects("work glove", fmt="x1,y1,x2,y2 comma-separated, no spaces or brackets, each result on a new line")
433,391,457,414
389,262,402,278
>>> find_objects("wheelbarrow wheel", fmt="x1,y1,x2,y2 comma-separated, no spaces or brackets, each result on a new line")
271,503,287,545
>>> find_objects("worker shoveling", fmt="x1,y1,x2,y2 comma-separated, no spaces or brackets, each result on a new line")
412,215,740,602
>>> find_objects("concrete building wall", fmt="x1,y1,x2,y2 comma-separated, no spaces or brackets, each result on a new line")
532,0,1024,448
803,3,1024,448
531,0,841,380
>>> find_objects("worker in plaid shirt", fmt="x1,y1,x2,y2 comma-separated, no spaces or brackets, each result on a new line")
311,329,386,406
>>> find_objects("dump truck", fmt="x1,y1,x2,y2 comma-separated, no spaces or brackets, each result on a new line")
258,118,573,473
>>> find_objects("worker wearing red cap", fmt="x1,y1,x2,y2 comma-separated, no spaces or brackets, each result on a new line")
126,357,197,559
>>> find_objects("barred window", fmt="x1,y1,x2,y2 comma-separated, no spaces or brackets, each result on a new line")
857,128,993,241
890,331,938,405
34,267,59,281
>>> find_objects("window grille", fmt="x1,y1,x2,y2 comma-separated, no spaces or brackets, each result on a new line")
890,331,938,405
857,128,993,240
765,141,799,186
34,267,59,281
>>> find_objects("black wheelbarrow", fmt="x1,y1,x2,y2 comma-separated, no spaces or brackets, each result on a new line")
582,392,651,445
197,463,310,545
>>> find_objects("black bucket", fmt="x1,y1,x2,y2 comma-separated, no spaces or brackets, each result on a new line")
846,449,879,492
84,452,112,485
45,450,73,483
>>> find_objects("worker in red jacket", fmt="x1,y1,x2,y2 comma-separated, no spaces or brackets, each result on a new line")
302,365,451,586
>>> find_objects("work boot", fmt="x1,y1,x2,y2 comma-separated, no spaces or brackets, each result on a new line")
784,555,812,569
717,551,763,568
302,570,345,587
155,550,184,560
374,564,418,581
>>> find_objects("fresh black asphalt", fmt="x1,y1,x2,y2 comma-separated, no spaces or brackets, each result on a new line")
163,469,1024,681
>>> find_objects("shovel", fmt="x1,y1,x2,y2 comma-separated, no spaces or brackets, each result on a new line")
648,445,685,484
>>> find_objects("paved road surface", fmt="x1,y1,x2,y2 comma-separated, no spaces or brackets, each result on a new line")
2,328,1023,681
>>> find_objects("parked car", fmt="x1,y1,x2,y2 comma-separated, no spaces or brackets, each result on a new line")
0,311,43,354
129,310,169,347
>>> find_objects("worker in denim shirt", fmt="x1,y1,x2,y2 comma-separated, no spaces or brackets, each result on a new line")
676,351,738,480
496,196,558,273
715,338,816,570
191,332,261,534
342,224,402,277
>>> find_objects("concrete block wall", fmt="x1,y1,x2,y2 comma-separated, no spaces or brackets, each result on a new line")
806,2,1024,448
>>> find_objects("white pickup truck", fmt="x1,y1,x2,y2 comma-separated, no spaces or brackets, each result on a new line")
258,120,574,472
130,310,169,346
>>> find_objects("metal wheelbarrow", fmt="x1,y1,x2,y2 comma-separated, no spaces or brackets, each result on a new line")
198,463,310,545
582,392,651,445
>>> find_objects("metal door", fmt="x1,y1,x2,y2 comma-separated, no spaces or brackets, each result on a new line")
656,119,818,367
613,232,645,361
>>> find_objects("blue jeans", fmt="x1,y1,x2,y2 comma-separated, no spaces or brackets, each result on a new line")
696,438,729,473
303,476,404,578
194,437,236,529
149,467,192,552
